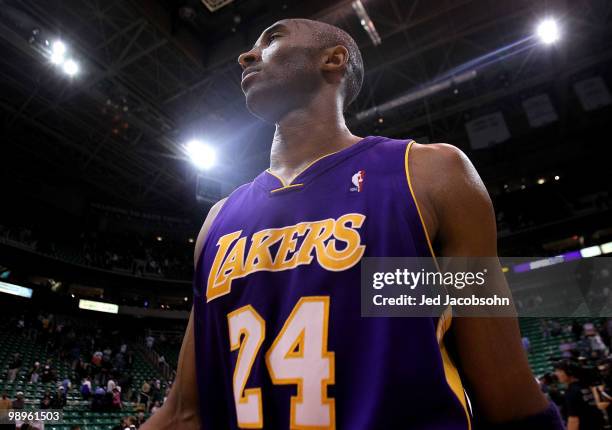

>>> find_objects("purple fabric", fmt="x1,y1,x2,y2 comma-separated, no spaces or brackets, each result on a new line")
473,402,564,430
193,136,469,429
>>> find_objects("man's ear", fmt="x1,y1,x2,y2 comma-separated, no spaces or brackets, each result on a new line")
321,45,349,73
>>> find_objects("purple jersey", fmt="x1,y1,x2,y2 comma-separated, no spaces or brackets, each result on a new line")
193,136,471,429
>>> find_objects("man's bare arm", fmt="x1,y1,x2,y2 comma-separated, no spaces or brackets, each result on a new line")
409,143,549,424
140,198,227,430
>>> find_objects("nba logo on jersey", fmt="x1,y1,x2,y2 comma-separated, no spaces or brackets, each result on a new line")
350,170,365,192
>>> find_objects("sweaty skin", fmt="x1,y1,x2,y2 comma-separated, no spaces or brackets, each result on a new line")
143,18,550,429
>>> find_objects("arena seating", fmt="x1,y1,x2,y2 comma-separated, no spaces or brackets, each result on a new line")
519,317,606,376
0,329,157,430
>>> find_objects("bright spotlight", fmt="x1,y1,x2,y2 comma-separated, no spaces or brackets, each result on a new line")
186,140,216,169
537,19,560,45
50,40,66,64
62,58,79,76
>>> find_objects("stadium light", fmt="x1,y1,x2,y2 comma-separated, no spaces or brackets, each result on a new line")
62,58,79,76
48,40,81,77
186,139,216,169
50,40,66,64
580,245,602,258
536,18,560,45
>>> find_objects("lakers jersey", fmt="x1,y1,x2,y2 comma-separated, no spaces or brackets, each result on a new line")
193,136,471,429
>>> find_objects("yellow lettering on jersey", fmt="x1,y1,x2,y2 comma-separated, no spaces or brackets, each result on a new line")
214,236,247,291
320,213,366,271
295,219,334,266
207,231,242,300
274,224,308,270
244,229,282,272
206,214,366,302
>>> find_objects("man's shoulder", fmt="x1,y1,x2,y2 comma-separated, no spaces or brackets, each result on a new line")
409,142,468,172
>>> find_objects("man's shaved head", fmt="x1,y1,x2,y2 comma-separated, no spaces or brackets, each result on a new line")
238,18,364,121
294,19,364,110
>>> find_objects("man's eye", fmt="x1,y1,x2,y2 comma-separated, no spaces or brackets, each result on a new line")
269,33,281,42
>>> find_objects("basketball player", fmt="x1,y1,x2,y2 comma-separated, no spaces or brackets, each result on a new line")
142,19,563,429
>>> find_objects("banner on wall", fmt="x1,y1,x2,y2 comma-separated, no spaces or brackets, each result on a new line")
465,112,511,149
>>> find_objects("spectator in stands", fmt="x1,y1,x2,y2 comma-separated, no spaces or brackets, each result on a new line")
148,379,160,405
92,350,103,367
91,386,106,412
112,417,127,430
150,400,161,414
103,346,112,360
113,351,126,372
551,320,562,336
12,392,25,409
521,336,531,353
588,331,608,359
28,361,40,383
135,411,146,427
139,380,151,409
107,376,116,393
541,319,551,339
111,387,122,410
40,392,52,409
61,376,72,392
145,334,155,350
41,360,54,383
51,386,66,409
116,373,132,402
74,358,88,381
16,316,25,337
554,360,605,430
0,393,12,411
41,314,51,332
7,352,22,382
70,426,81,430
125,416,137,429
81,377,92,400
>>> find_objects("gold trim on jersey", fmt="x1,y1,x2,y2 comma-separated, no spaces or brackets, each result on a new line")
270,184,305,193
405,140,472,430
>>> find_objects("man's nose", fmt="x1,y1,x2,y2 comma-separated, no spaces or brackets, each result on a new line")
238,48,260,69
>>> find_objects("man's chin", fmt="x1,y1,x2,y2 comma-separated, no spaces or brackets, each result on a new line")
245,92,284,123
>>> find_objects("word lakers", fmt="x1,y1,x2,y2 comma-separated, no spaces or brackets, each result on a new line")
206,213,366,301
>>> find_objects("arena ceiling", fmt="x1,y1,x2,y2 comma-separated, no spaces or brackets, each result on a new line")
1,0,611,216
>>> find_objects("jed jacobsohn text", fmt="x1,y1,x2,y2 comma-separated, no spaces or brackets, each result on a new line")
372,268,487,290
372,294,510,307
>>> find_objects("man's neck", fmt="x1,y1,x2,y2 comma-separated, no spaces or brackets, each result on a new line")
269,95,362,185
